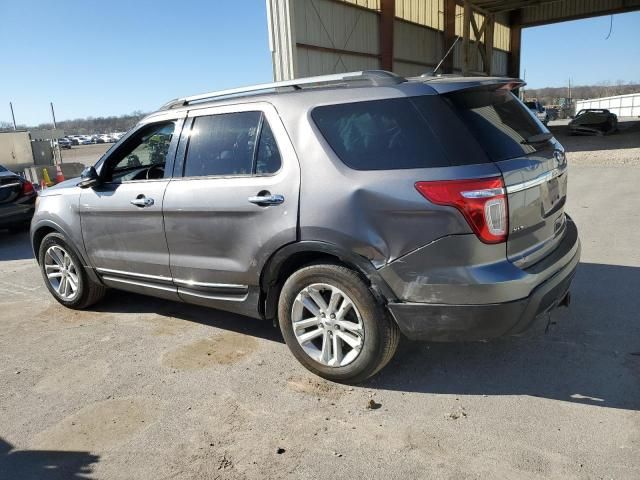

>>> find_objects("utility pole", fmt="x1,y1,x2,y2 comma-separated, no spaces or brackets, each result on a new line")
50,102,63,164
50,102,57,128
9,102,17,130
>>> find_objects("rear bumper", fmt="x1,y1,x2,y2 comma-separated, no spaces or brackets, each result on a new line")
385,218,581,341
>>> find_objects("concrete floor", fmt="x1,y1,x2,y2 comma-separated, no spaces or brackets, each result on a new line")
0,131,639,479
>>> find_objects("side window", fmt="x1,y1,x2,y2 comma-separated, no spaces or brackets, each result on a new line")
184,112,261,177
104,121,175,183
311,98,449,170
255,120,282,174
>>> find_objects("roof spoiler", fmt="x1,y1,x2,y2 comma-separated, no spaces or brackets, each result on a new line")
419,77,526,94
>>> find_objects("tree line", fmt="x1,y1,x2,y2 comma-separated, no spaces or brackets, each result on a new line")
524,81,640,106
0,111,147,135
2,80,639,133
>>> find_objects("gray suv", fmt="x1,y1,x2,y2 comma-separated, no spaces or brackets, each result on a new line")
31,71,580,383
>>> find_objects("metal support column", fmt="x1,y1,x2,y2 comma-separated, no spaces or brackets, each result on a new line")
442,0,457,74
462,1,471,75
508,9,522,78
379,0,395,71
484,15,495,75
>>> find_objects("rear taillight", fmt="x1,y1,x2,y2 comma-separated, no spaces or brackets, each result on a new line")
21,180,34,195
415,177,508,244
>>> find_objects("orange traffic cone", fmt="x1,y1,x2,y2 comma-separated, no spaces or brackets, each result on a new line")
55,164,65,183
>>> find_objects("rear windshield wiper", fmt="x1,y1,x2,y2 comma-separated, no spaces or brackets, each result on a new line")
521,132,553,145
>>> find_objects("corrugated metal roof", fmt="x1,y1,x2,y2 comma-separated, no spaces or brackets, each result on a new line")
470,0,640,25
520,0,640,25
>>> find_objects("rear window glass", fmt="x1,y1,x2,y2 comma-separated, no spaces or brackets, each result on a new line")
311,98,449,170
445,90,548,162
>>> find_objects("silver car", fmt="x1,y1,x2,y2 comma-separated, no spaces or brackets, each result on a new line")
31,71,580,383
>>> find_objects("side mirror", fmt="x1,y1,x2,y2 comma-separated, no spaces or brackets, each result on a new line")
78,166,100,189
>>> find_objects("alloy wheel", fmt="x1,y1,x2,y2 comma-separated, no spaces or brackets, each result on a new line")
44,245,80,301
291,283,364,367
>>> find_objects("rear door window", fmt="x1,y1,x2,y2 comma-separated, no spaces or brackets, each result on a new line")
182,111,282,177
184,112,261,177
311,98,450,170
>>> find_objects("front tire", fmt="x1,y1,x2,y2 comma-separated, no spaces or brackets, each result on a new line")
278,263,399,383
38,232,106,309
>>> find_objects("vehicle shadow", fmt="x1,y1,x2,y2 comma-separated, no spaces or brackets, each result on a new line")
549,119,640,153
87,262,639,411
0,437,99,480
367,262,640,411
0,230,34,261
94,290,285,344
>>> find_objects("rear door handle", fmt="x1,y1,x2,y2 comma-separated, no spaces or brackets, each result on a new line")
130,195,154,207
248,193,284,206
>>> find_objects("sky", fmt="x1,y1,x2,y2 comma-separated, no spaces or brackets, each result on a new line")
522,12,640,89
1,1,638,126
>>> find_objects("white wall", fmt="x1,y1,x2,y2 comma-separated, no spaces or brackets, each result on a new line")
576,93,640,118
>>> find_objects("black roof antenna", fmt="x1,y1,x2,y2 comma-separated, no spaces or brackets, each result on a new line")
431,36,461,76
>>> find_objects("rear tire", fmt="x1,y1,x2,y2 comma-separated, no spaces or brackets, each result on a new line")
38,232,106,309
278,263,399,383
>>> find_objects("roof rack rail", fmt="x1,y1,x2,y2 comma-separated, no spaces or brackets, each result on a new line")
159,70,405,110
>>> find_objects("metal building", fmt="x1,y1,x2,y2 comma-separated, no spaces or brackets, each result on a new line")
267,0,640,80
576,92,640,118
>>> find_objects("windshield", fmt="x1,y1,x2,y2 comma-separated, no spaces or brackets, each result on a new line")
0,165,7,172
445,89,550,162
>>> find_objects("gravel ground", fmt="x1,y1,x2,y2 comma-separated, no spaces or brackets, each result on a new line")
60,143,111,167
0,128,639,479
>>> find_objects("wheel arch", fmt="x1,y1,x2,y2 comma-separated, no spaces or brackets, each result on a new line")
259,241,397,321
31,220,102,285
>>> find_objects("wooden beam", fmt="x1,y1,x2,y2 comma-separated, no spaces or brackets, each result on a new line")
462,0,471,75
470,12,488,68
296,42,380,60
508,9,521,78
443,0,457,74
485,14,495,75
379,0,394,71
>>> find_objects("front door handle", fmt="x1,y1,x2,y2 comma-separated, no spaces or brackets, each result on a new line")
248,192,284,206
130,195,154,207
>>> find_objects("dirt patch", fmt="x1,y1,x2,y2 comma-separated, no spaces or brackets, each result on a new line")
34,359,110,395
162,332,258,370
286,374,345,399
144,314,195,336
31,397,158,451
35,302,113,324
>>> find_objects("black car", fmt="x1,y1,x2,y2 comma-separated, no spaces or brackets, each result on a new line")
0,165,37,232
